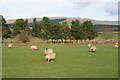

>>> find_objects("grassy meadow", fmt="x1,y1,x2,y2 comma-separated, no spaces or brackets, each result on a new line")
2,44,118,78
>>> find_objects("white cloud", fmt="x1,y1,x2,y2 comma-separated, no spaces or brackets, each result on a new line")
73,2,92,9
69,2,118,21
65,0,119,2
1,0,66,2
0,1,118,21
1,0,119,2
1,1,74,19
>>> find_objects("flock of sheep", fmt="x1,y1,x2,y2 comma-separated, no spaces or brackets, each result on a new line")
7,42,118,63
30,46,56,63
44,48,56,63
8,44,56,63
87,42,119,52
114,43,119,48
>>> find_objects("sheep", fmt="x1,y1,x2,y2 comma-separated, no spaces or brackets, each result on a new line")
114,45,118,48
88,44,91,48
50,53,56,62
44,48,53,56
8,44,12,48
89,46,97,52
115,42,118,45
45,53,51,63
30,45,39,50
45,53,56,63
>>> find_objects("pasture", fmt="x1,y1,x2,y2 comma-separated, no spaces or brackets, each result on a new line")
2,44,118,78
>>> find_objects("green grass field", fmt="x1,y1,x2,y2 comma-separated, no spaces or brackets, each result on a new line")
2,44,118,78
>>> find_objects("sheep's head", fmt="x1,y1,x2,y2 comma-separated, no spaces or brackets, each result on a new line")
45,48,48,50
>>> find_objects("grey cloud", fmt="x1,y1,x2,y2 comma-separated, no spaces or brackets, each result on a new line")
105,2,118,15
74,2,92,9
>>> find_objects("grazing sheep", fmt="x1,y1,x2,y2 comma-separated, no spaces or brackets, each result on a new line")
44,48,53,56
31,45,39,50
89,46,97,52
114,45,118,48
8,44,12,48
45,53,56,63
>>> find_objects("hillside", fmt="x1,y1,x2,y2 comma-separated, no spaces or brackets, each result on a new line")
6,17,117,25
103,21,119,25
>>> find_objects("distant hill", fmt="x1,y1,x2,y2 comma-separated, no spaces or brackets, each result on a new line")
6,17,119,32
6,17,118,25
103,21,119,25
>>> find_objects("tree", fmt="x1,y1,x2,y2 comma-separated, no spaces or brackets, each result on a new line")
24,19,29,30
32,18,43,38
70,19,82,42
49,22,62,42
12,19,32,43
81,21,98,41
42,17,51,42
13,19,26,36
2,25,12,40
1,16,6,26
12,19,31,38
1,16,12,40
61,22,71,42
18,30,31,43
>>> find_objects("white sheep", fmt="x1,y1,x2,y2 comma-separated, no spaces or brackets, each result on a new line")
44,48,53,56
45,53,51,62
115,42,118,45
45,53,56,63
114,45,118,48
31,45,39,50
88,44,91,48
89,46,97,52
50,53,56,62
8,44,12,48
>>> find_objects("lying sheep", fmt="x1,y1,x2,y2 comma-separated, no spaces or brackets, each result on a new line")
89,46,97,52
114,45,118,48
8,44,12,48
45,53,56,63
44,48,53,56
31,45,39,50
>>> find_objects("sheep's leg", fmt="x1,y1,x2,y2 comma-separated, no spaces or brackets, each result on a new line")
51,59,54,62
47,59,50,63
88,49,91,52
88,50,90,52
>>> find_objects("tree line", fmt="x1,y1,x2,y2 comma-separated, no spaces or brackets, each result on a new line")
2,16,98,43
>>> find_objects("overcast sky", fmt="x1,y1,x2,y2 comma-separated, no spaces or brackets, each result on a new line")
0,0,119,21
